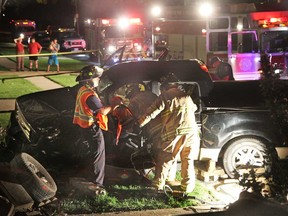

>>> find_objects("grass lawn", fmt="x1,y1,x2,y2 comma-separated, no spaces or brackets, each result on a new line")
0,47,89,72
47,73,78,87
0,75,42,98
54,177,218,215
0,65,8,70
0,113,10,128
0,74,77,128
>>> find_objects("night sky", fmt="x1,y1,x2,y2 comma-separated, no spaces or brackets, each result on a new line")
1,0,288,31
1,0,150,30
1,0,75,30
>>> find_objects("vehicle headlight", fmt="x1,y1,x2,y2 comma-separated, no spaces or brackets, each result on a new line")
15,104,31,141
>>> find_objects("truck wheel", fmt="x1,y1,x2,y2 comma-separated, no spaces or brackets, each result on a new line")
223,138,270,179
10,153,57,202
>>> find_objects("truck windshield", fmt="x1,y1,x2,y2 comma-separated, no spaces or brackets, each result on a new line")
15,26,35,32
231,32,258,53
103,25,143,39
260,30,288,53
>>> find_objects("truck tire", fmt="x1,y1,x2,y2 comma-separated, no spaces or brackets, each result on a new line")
222,138,270,179
10,153,57,202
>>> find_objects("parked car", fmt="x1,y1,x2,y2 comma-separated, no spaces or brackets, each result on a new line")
50,28,86,51
30,31,51,49
4,59,288,179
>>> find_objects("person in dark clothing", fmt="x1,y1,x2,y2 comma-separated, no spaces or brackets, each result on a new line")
73,65,112,195
210,56,234,80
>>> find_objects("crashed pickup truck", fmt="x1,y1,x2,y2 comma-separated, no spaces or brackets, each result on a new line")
5,59,288,178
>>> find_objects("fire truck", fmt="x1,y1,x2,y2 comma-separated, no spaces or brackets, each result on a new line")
10,20,36,43
84,17,146,61
206,11,288,80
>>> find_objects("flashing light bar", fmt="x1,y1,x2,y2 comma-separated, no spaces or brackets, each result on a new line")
101,18,142,26
250,11,288,28
14,20,35,26
258,17,288,28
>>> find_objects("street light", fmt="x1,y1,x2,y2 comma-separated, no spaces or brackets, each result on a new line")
151,5,162,17
198,2,214,18
151,5,162,58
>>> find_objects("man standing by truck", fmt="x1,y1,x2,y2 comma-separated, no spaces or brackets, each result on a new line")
138,73,199,193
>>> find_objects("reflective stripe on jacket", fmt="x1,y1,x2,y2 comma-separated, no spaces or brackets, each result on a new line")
73,85,108,130
139,87,197,141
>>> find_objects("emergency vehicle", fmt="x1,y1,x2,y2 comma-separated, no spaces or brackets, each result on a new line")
85,17,146,61
206,11,288,80
10,20,36,43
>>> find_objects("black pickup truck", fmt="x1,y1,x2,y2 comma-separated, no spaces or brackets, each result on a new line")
5,59,288,178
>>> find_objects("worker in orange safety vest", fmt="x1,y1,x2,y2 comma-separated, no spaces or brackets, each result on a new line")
73,65,112,195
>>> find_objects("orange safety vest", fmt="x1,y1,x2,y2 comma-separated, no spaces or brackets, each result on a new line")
73,85,108,131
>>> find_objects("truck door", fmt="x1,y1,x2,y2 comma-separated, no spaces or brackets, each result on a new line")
228,31,261,80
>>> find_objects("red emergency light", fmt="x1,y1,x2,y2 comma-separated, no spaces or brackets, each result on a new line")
129,18,141,25
250,11,288,27
102,19,110,25
101,18,142,26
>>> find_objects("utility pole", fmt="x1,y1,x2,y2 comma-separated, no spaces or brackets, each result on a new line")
74,0,79,34
0,0,8,21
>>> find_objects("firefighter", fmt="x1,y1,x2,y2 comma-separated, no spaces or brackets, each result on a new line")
73,65,112,195
126,82,181,186
138,73,200,193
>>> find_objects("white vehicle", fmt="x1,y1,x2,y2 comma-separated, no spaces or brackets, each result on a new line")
50,28,86,51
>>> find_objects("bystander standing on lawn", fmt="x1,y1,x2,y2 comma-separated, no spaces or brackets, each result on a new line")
28,37,42,71
47,38,60,72
14,37,25,71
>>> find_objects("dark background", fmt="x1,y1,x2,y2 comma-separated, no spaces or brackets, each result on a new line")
1,0,288,32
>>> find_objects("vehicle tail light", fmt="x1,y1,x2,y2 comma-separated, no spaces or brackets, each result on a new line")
200,64,209,72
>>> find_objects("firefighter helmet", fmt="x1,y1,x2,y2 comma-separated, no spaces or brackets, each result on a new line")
160,73,179,84
76,65,104,82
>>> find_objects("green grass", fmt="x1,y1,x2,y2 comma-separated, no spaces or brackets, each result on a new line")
0,47,88,72
47,74,78,87
0,113,10,128
59,181,218,214
0,74,77,128
0,65,8,70
0,75,42,98
36,56,88,72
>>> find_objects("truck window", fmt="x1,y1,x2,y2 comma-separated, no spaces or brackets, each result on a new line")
231,32,258,53
260,31,288,53
231,17,250,29
209,32,228,51
208,18,229,29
